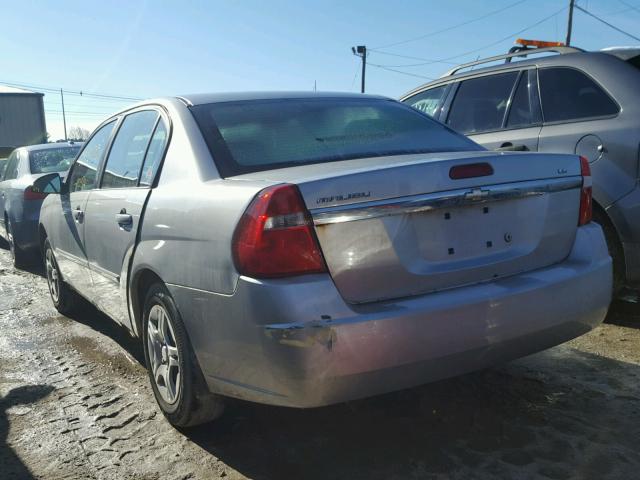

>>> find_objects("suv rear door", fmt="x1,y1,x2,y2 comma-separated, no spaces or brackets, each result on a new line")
82,108,168,327
445,69,542,152
536,66,630,206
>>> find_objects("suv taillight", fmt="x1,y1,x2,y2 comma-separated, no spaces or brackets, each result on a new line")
579,155,592,226
232,184,327,278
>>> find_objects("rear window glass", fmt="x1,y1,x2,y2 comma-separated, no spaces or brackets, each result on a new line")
191,98,480,177
29,146,81,174
447,72,519,134
403,85,447,117
506,72,540,128
538,68,619,122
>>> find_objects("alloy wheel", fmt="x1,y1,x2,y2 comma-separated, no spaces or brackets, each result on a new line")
147,304,181,405
45,248,60,303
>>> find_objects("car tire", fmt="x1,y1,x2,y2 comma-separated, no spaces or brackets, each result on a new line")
142,282,224,428
593,209,624,297
43,238,79,315
6,218,28,268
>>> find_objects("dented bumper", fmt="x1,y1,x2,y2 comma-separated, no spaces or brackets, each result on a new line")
168,223,611,408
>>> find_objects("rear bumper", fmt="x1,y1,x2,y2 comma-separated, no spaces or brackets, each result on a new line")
169,223,611,408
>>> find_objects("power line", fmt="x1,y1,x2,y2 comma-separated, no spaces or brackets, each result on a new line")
369,5,568,72
615,0,640,15
367,62,435,80
0,79,142,102
575,4,640,42
46,110,111,116
373,0,527,50
368,50,459,66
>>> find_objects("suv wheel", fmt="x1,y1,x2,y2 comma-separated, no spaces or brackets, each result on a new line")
142,282,223,427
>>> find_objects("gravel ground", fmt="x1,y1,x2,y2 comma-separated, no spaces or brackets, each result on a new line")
1,245,640,480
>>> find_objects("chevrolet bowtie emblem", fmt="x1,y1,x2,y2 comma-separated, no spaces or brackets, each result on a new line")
464,188,490,201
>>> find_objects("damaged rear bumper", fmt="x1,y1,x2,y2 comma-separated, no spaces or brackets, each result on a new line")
168,223,611,408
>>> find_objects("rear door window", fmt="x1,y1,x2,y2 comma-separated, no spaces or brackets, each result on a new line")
403,85,448,118
506,71,540,128
538,67,619,123
69,121,116,192
139,119,168,187
101,110,159,189
446,72,519,134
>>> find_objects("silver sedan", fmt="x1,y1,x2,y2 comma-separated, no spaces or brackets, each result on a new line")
36,92,611,427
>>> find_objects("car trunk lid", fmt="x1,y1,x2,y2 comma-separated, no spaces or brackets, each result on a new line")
234,151,583,303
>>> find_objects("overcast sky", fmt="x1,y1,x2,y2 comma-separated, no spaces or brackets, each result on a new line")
1,0,638,140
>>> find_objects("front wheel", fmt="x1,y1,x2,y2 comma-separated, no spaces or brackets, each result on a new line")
142,282,223,427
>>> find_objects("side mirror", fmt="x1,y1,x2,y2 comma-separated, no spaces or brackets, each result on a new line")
32,172,62,195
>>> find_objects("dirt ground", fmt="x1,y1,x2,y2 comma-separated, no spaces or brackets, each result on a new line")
1,247,639,480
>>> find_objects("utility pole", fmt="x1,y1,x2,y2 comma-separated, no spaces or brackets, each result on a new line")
351,45,367,93
60,88,68,141
566,0,575,46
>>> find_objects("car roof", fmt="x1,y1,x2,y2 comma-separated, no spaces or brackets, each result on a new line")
177,91,389,106
21,142,84,152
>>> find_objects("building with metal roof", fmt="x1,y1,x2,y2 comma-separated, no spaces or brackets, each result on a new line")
0,84,47,158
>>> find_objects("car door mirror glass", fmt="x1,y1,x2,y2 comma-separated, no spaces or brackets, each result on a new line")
32,172,62,195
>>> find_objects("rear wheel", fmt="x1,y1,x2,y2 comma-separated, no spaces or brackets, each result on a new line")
43,238,79,315
6,218,28,268
142,282,223,427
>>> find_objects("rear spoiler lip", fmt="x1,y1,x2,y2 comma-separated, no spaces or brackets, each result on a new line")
312,176,582,226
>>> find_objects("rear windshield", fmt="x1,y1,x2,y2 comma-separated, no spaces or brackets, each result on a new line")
29,146,81,174
191,97,481,177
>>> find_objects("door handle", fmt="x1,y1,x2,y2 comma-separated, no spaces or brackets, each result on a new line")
115,213,133,226
496,142,529,152
73,207,84,222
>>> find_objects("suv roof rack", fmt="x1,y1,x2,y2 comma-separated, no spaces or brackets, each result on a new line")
441,45,584,77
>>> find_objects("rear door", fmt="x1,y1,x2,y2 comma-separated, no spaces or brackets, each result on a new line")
445,69,542,152
83,108,168,327
56,121,117,298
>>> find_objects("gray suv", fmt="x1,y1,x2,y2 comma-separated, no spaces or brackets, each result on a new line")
401,45,640,293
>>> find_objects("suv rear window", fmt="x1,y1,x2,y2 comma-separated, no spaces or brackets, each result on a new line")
538,67,619,122
191,97,480,177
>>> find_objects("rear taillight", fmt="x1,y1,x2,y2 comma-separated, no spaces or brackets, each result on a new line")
232,184,327,278
579,155,592,226
24,186,47,201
